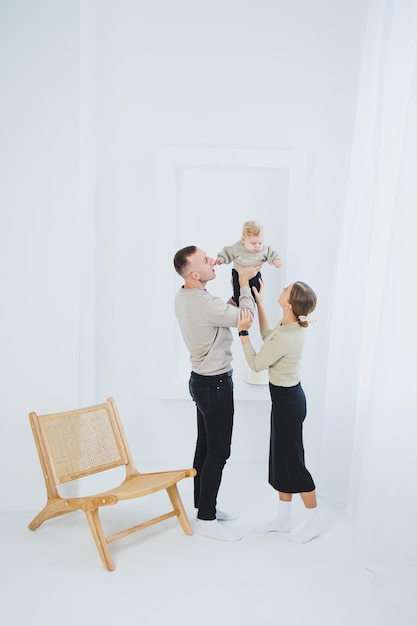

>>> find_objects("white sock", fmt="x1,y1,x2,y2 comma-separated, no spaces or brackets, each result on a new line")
253,500,291,533
195,518,242,542
289,507,322,544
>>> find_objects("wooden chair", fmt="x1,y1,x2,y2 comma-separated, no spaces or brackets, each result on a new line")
28,397,196,571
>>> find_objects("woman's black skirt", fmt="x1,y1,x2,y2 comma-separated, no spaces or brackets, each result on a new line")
268,382,315,493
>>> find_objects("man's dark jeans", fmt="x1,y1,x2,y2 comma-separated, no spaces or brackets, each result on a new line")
189,370,234,520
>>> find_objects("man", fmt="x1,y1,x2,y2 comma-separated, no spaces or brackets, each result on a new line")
173,246,259,541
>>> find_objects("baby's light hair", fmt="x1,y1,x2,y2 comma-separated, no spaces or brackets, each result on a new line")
242,220,263,237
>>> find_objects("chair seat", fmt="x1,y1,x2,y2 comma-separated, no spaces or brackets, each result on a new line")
91,469,195,502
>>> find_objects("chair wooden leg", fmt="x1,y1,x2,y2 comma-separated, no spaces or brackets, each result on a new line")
28,498,78,530
166,484,193,535
84,509,115,571
29,505,55,530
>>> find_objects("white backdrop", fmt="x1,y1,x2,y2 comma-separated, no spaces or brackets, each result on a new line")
321,0,417,569
5,0,413,577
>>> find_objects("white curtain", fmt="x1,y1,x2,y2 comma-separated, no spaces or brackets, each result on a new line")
321,0,417,570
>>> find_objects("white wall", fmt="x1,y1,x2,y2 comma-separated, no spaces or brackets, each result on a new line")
0,0,366,510
0,1,81,508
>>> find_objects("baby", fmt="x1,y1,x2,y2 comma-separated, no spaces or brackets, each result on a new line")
216,220,282,305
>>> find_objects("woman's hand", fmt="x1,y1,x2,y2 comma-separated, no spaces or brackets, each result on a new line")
252,278,265,306
237,308,253,332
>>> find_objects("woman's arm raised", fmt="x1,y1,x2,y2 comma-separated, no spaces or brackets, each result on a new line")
252,279,270,332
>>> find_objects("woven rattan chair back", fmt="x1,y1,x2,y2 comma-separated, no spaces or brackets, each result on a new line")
33,402,132,489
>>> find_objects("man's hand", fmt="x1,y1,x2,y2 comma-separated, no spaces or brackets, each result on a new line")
236,262,262,286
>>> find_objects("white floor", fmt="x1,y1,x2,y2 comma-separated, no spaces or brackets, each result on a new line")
2,463,416,626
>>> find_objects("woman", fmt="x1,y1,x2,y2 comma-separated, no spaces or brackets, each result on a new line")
237,279,321,544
